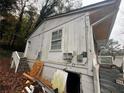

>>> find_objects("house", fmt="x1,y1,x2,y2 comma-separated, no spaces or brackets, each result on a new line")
11,0,121,93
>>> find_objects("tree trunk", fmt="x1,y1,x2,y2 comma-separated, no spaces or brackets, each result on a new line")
10,2,26,48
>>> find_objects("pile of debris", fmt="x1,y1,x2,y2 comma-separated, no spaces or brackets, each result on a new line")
0,59,56,93
0,58,27,93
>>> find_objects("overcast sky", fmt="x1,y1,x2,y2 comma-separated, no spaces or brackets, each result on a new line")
83,0,104,6
110,0,124,46
34,0,124,46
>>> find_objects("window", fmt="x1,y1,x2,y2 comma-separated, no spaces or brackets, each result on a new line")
51,29,62,50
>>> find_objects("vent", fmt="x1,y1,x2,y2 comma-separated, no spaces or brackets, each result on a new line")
63,53,73,61
77,52,87,62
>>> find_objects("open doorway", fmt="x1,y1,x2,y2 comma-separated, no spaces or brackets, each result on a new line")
66,72,80,93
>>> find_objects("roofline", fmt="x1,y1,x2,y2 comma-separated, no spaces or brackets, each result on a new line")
46,0,117,20
28,0,119,40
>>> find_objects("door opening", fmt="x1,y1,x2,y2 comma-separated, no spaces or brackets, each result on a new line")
66,72,80,93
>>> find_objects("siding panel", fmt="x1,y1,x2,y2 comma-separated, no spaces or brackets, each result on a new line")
27,14,87,63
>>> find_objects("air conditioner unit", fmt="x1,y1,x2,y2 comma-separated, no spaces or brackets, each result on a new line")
63,53,73,61
77,54,83,62
77,52,87,62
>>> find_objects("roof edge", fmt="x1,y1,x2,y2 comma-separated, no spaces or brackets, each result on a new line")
28,0,119,40
46,0,116,20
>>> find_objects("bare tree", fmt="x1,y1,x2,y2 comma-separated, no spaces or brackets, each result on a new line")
10,0,37,48
24,5,37,38
35,0,82,28
100,39,123,56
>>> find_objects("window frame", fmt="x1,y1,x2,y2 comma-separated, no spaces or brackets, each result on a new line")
50,29,63,51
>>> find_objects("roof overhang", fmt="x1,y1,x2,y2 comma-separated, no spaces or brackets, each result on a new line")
29,0,121,44
47,0,121,48
89,0,121,48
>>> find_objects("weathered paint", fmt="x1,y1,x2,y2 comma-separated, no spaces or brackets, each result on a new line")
26,13,87,63
51,70,68,93
22,0,120,93
25,14,98,93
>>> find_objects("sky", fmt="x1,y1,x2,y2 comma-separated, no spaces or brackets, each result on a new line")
83,0,104,6
34,0,124,46
110,0,124,46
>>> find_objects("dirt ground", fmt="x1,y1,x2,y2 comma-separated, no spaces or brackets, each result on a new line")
0,58,27,93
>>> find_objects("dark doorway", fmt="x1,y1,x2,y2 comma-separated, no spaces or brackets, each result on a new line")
66,72,80,93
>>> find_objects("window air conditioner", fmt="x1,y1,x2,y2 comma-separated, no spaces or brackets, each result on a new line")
63,53,73,61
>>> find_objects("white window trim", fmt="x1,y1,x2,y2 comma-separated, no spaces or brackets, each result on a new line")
50,28,63,51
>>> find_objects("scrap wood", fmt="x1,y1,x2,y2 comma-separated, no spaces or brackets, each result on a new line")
23,60,52,89
27,60,44,77
23,70,52,88
22,60,44,87
35,76,52,88
23,73,35,81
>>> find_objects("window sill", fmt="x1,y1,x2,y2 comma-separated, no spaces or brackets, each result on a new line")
49,49,62,52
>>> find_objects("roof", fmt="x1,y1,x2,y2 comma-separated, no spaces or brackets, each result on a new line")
46,0,117,20
29,0,121,47
89,0,121,47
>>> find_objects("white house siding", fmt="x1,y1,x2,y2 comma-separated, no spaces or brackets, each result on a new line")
42,25,64,62
26,13,87,64
81,75,94,93
29,13,84,38
42,66,57,81
27,35,43,59
24,13,98,93
64,15,86,55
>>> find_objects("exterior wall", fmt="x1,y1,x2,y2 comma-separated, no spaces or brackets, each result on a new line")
29,13,84,38
26,58,95,93
81,75,94,93
24,13,99,93
26,35,43,59
26,13,87,63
